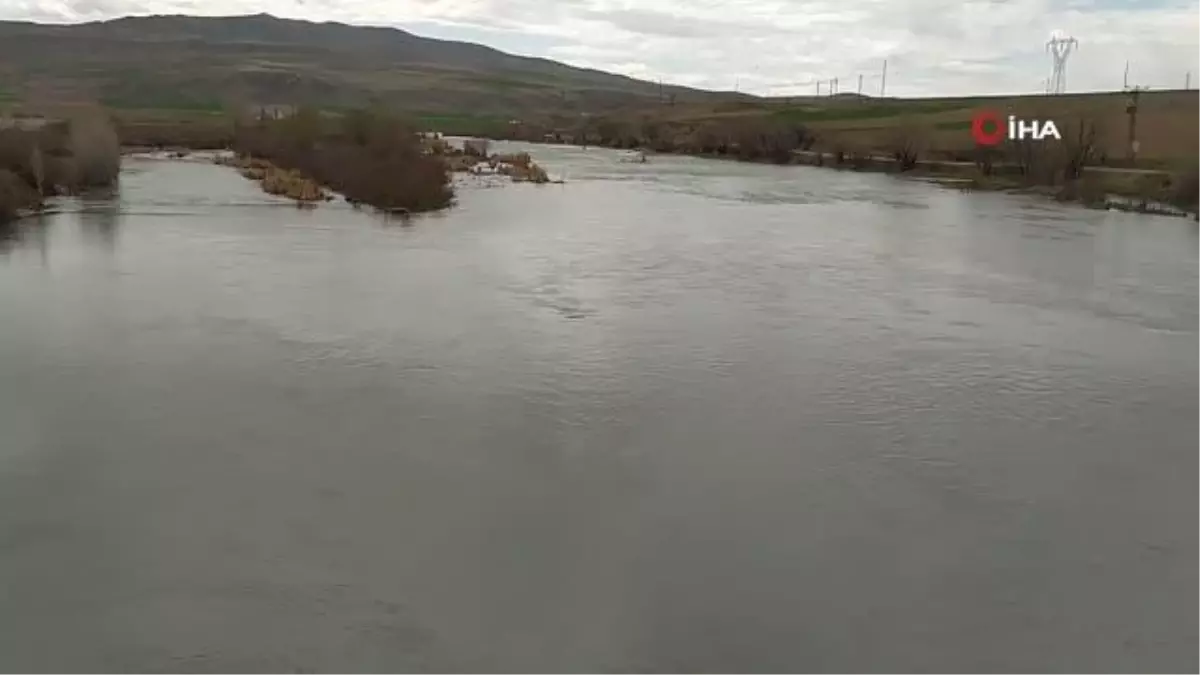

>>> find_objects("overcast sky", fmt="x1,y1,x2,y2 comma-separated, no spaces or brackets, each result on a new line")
2,0,1197,97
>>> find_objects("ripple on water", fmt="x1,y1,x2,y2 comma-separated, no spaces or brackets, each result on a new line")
0,150,1196,673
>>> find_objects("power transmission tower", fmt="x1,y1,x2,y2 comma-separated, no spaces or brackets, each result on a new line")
858,74,863,96
880,60,887,97
1046,34,1078,94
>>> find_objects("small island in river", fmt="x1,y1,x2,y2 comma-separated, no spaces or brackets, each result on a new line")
215,110,557,214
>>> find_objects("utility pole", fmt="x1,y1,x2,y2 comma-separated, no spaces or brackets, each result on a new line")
881,60,888,97
1123,61,1128,89
1125,85,1146,162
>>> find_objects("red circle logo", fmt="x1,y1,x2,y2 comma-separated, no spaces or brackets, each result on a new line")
971,109,1005,146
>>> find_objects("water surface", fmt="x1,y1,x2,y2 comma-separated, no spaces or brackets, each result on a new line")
1,146,1196,672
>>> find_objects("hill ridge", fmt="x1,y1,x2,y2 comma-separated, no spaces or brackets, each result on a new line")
0,13,752,117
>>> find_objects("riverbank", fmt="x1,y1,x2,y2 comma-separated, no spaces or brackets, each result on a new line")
0,112,121,224
99,104,1193,219
783,148,1198,218
518,135,1198,219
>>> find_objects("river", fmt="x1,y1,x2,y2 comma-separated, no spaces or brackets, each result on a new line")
1,144,1196,672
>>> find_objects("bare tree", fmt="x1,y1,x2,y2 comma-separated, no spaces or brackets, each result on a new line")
972,146,1001,176
68,111,120,189
890,118,925,171
29,144,44,195
1007,136,1042,182
1060,116,1100,181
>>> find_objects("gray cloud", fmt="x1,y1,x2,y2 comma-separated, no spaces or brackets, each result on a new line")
579,7,792,38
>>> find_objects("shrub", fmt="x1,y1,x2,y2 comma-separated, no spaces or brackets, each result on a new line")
0,128,38,188
233,108,453,213
0,113,121,222
69,113,121,189
0,168,39,223
889,120,925,172
1168,166,1198,210
973,146,1001,176
1059,116,1101,182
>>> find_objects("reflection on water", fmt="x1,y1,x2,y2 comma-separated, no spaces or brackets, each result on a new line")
0,213,48,262
78,188,122,251
0,221,17,253
0,148,1196,673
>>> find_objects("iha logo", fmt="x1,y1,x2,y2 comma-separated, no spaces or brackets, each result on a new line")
971,110,1062,146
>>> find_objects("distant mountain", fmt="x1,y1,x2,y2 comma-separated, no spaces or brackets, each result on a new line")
0,14,753,118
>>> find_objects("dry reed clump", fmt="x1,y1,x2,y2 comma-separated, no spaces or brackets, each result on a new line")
220,154,325,202
487,152,550,183
260,167,325,201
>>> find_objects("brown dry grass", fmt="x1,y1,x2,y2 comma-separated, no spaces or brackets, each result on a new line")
223,155,326,201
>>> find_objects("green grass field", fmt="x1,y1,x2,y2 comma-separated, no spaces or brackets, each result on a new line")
652,90,1198,167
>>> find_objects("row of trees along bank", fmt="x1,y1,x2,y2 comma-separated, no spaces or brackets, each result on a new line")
232,107,453,214
504,113,1197,213
0,112,121,223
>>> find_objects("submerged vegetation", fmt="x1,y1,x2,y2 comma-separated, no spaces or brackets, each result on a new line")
232,107,454,214
0,111,121,223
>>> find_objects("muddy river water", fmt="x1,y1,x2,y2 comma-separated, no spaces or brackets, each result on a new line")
0,145,1196,672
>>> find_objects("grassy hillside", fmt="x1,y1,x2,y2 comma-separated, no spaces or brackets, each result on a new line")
0,14,749,117
554,90,1198,167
